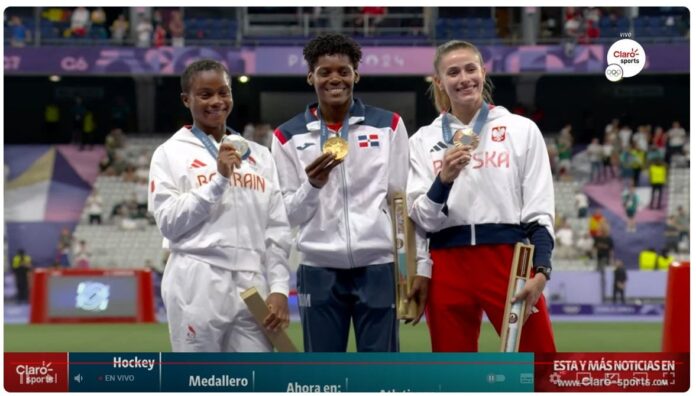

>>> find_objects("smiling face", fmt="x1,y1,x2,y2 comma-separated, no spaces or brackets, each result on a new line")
435,48,486,111
308,54,358,109
181,69,232,133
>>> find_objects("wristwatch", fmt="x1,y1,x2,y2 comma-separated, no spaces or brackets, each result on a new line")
534,266,552,281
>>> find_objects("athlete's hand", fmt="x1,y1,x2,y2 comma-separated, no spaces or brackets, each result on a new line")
404,276,430,326
511,273,546,324
439,145,473,184
264,293,289,332
305,152,342,188
217,143,241,178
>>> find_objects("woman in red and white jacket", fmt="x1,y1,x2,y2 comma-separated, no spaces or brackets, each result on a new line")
407,40,557,352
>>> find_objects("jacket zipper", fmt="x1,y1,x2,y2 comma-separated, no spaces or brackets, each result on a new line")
340,163,356,268
471,223,476,245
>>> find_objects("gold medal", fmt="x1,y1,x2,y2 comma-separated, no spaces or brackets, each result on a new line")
323,136,349,160
453,128,478,149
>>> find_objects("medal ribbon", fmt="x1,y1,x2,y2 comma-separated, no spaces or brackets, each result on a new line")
441,101,490,145
190,125,239,161
318,101,354,148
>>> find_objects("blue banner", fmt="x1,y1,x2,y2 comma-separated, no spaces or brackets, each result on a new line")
64,353,534,392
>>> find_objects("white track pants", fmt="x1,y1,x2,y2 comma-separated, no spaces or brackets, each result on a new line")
162,253,272,352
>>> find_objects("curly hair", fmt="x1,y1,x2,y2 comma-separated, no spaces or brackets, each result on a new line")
303,33,362,72
180,59,230,93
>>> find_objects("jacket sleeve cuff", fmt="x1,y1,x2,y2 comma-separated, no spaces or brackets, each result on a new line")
426,174,453,204
269,282,290,297
297,179,321,205
530,226,554,268
416,260,432,278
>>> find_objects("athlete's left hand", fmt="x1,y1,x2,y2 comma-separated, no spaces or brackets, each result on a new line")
405,276,429,326
264,293,289,332
511,273,546,324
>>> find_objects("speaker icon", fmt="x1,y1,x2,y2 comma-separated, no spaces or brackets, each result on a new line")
74,374,83,383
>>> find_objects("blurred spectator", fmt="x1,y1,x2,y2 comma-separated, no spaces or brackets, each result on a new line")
168,10,185,47
666,120,687,164
564,9,582,38
664,215,680,253
652,126,667,157
108,151,129,176
588,209,606,239
621,182,638,233
576,232,594,258
110,14,129,45
574,188,589,218
70,6,90,37
59,226,74,251
135,178,149,217
354,7,387,34
594,224,614,271
602,135,616,180
9,16,30,47
43,102,61,142
57,242,71,267
11,249,32,303
646,144,663,164
628,142,644,187
612,260,627,304
557,124,573,180
657,249,675,271
555,218,576,259
587,137,603,183
122,165,138,183
648,159,667,209
540,13,559,38
605,118,620,135
71,96,87,145
136,14,153,47
153,23,167,47
632,125,649,152
80,111,97,151
105,128,126,159
579,20,599,43
618,124,632,149
90,7,106,26
675,206,689,243
86,189,104,224
73,240,91,268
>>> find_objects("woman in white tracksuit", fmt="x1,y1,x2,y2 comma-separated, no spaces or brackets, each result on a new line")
407,41,557,352
149,59,291,352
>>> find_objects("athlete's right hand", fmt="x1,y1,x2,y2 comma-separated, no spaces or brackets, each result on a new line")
305,152,342,188
217,143,241,178
439,145,472,184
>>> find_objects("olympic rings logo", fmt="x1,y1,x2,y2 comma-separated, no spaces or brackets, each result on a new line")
605,64,623,82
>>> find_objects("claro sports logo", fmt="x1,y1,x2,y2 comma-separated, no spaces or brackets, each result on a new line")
605,39,646,82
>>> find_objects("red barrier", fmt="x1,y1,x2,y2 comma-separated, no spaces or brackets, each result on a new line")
662,261,689,352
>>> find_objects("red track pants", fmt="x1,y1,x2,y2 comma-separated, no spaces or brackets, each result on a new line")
427,244,557,352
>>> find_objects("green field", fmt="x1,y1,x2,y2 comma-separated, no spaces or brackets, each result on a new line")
5,321,663,352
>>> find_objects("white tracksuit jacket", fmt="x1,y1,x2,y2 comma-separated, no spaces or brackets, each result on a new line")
408,105,555,268
148,127,291,295
271,99,431,274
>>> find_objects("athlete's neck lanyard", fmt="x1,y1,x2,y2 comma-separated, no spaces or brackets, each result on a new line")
441,101,489,145
190,125,237,160
317,101,354,147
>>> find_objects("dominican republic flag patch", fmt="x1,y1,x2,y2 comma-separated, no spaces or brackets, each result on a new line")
358,134,380,148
